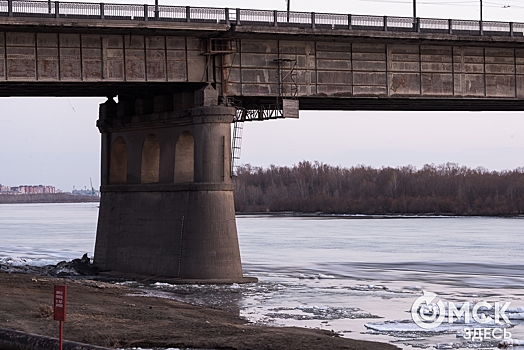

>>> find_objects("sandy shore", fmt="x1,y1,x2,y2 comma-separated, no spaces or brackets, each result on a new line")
0,271,399,350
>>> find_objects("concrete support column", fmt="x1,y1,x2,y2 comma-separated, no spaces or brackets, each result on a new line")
177,105,241,280
93,96,254,283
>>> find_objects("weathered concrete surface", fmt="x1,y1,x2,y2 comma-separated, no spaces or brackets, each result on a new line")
1,31,519,97
224,40,524,106
0,33,201,83
96,187,242,279
94,94,249,282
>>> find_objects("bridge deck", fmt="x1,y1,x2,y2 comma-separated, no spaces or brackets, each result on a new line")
0,1,523,110
0,1,522,38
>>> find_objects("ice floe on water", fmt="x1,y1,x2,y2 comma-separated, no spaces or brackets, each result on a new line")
365,319,512,334
0,256,59,267
267,305,381,320
298,273,335,279
433,341,502,349
365,319,519,349
0,254,97,276
499,338,524,347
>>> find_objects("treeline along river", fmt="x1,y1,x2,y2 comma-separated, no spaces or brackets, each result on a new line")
233,161,524,215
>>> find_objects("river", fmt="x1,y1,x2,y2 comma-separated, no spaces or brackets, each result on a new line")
1,203,523,349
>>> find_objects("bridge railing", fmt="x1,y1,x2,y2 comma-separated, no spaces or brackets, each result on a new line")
0,0,523,38
60,2,100,18
483,21,510,33
233,9,269,25
387,16,415,29
155,5,185,21
419,18,449,32
452,19,480,32
514,23,524,35
351,15,383,29
11,0,56,17
314,13,348,29
104,3,143,19
278,11,311,26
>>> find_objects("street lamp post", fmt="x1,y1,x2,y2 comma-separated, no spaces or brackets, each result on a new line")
155,0,159,19
286,0,290,22
480,0,483,21
480,0,483,34
412,0,417,31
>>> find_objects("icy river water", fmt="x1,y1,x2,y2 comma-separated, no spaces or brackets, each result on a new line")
1,202,524,349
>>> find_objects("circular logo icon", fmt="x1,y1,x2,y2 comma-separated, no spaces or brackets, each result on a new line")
410,291,446,329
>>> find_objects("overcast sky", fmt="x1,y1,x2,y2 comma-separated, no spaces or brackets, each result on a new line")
1,0,524,191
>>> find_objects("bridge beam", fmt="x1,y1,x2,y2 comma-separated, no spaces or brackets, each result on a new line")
93,87,253,283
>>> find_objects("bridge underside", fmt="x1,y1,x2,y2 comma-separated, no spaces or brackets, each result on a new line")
0,82,523,111
0,26,521,112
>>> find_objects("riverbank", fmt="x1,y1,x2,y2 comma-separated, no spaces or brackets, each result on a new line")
0,194,99,204
235,211,524,218
0,272,398,350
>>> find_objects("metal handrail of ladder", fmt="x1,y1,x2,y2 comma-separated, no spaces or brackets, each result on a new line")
231,109,245,176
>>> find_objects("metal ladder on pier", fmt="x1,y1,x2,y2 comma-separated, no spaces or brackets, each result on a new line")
231,113,245,176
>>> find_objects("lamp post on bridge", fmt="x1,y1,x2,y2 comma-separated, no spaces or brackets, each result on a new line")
155,0,159,19
413,0,417,32
479,0,483,35
286,0,290,22
480,0,483,21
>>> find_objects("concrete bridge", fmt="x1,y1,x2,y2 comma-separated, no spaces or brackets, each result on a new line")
3,0,524,281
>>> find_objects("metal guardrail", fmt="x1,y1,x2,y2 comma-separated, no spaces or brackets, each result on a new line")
0,0,522,37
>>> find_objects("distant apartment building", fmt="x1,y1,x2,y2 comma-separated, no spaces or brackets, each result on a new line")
18,185,56,194
1,184,56,194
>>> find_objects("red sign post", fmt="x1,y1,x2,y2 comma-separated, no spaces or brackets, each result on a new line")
53,285,67,350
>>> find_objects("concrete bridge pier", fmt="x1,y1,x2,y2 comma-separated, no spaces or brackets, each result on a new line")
93,87,254,283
